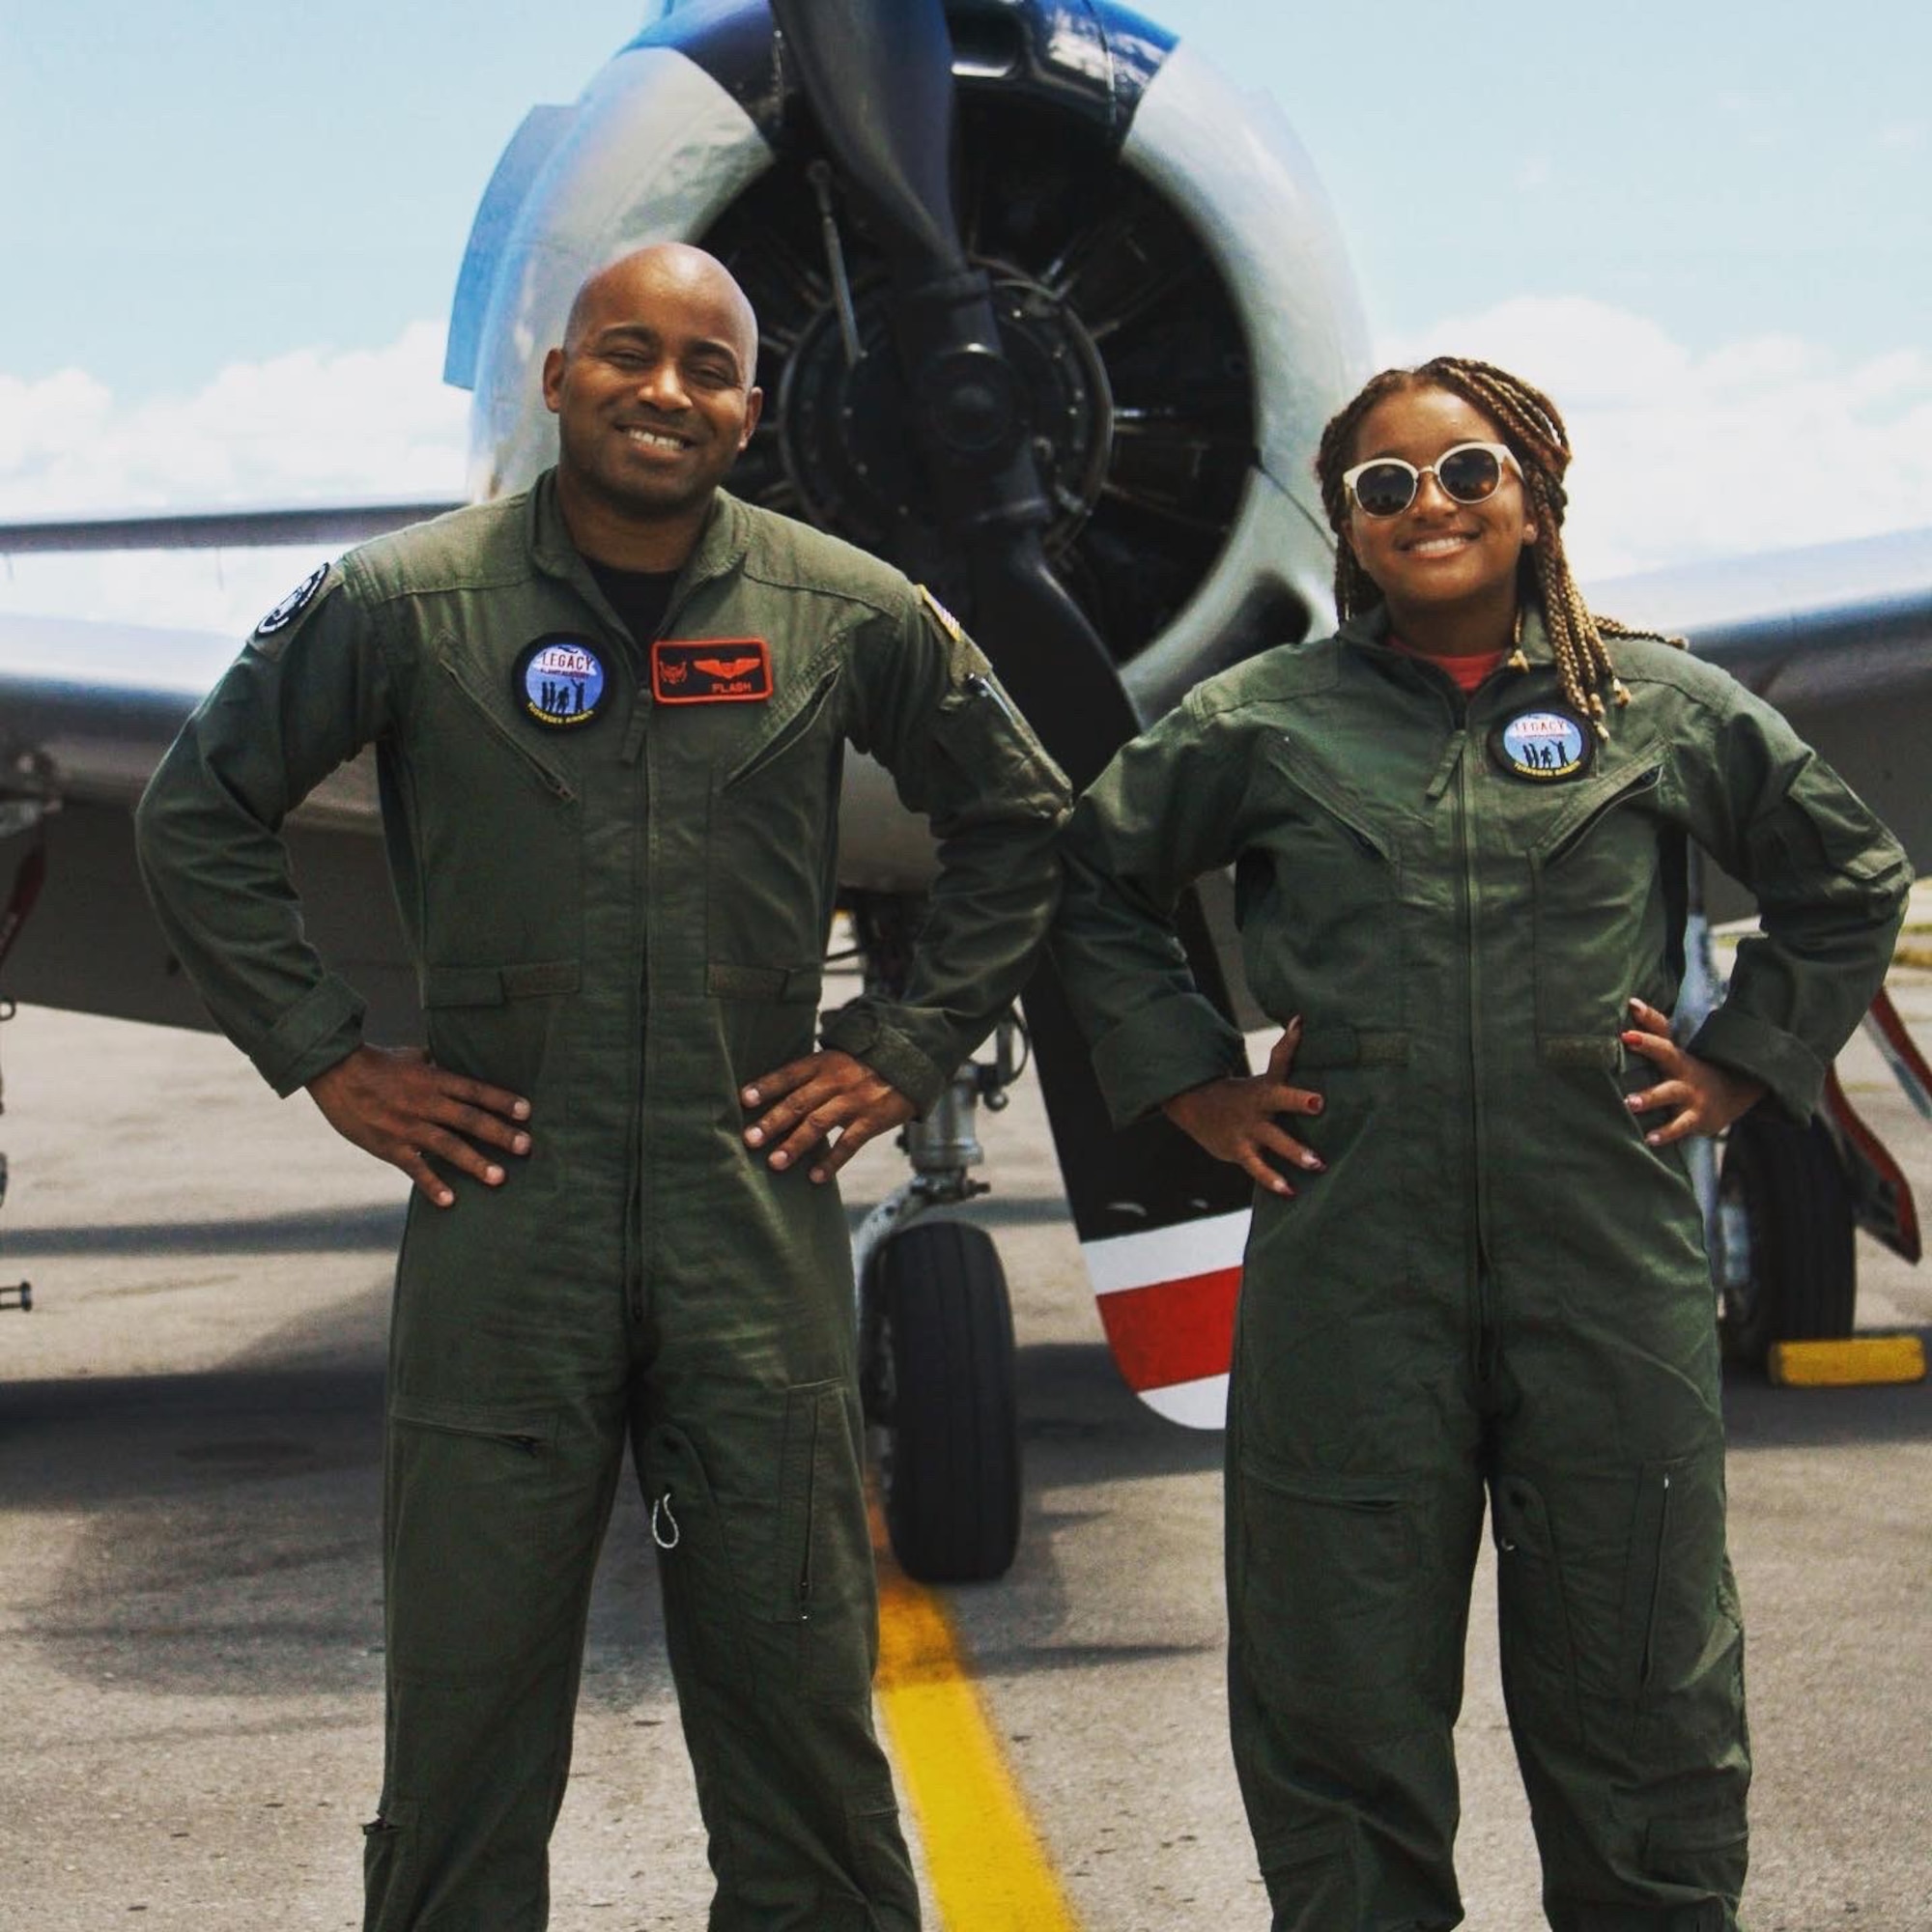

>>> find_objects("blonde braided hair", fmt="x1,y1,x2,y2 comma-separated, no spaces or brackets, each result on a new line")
1315,356,1665,738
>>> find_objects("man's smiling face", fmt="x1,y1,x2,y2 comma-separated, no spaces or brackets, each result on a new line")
542,245,763,527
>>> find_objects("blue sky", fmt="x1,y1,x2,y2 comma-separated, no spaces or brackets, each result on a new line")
3,0,1929,625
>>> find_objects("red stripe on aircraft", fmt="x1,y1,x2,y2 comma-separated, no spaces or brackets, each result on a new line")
1093,1265,1241,1392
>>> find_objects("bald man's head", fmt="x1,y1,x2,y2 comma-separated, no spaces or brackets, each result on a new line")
562,244,759,372
542,243,764,559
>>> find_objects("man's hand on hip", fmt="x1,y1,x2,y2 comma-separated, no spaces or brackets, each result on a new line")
306,1044,533,1208
741,1050,916,1184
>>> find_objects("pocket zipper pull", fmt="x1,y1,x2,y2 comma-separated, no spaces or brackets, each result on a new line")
964,671,1017,727
650,1491,681,1550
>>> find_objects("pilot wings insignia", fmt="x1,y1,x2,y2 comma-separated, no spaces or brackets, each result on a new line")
695,654,763,681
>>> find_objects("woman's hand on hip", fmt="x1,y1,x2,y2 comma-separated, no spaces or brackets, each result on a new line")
1621,997,1767,1144
1159,1018,1325,1198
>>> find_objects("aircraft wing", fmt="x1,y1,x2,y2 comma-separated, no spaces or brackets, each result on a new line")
1587,526,1932,883
0,611,412,1037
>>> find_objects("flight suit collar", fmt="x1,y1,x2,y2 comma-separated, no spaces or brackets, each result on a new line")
1336,597,1554,666
1337,599,1555,708
525,469,753,636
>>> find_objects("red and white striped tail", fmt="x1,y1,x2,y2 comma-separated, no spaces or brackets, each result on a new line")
1082,1209,1249,1428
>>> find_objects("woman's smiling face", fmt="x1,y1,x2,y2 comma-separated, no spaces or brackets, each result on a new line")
1343,384,1538,626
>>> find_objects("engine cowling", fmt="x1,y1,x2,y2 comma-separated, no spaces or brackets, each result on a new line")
447,0,1369,878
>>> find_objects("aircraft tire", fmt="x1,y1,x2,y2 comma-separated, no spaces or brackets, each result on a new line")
871,1220,1022,1584
1717,1112,1857,1372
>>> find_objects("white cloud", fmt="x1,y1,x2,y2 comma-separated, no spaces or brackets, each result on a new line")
0,323,469,637
1380,296,1932,578
8,299,1932,637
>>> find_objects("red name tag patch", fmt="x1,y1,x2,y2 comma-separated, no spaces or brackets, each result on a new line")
652,638,773,704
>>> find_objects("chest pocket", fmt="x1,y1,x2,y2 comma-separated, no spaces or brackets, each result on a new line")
1529,758,1665,1037
1238,738,1403,1029
705,664,843,982
408,647,583,966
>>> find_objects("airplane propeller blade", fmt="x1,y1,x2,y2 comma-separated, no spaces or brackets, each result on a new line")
769,0,1138,791
770,0,1256,1317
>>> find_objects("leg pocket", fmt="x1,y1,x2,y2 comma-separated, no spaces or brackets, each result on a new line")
645,1385,877,1707
639,1421,746,1693
775,1379,877,1704
1643,1808,1747,1919
360,1796,420,1931
1255,1820,1356,1931
1492,1471,1584,1744
1235,1459,1424,1732
1617,1453,1729,1712
384,1398,568,1680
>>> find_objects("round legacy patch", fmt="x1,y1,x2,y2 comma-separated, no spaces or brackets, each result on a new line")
255,564,329,636
514,636,609,729
1492,706,1591,782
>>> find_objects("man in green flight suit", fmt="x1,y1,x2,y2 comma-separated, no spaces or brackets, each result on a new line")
135,243,1068,1931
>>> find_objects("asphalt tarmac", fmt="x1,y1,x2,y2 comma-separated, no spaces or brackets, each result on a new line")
1,939,1927,1931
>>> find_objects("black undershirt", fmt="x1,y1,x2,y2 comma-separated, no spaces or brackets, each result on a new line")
587,561,680,651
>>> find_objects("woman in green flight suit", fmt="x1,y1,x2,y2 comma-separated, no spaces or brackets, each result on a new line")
1050,357,1911,1932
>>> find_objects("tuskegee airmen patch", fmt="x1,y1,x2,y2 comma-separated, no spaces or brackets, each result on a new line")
253,564,329,639
651,637,773,704
1491,705,1593,782
514,636,610,729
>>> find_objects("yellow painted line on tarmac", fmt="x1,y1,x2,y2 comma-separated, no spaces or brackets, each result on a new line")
872,1521,1083,1930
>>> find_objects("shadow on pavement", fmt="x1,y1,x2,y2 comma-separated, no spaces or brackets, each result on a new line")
2,1203,408,1257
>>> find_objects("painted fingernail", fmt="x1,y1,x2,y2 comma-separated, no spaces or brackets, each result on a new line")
745,1126,764,1146
1308,1096,1324,1114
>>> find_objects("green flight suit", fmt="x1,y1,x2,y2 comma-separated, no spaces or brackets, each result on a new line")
135,475,1068,1932
1051,604,1910,1932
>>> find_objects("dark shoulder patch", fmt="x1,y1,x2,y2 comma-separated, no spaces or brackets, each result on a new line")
247,563,340,657
255,564,329,637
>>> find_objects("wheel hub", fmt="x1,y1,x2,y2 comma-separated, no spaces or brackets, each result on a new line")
778,265,1114,562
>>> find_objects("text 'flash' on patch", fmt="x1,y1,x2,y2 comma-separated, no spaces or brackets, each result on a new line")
651,638,773,704
514,636,610,729
1491,707,1591,782
255,564,329,637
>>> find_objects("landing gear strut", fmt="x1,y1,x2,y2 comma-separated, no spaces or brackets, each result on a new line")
0,808,45,1316
847,894,1025,1582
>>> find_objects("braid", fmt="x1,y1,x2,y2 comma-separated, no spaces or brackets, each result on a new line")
1315,355,1667,738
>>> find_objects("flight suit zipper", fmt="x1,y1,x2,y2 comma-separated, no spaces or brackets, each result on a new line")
1451,724,1501,1394
619,570,714,1331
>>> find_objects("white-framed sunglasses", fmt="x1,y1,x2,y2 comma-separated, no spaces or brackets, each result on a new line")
1342,440,1521,519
